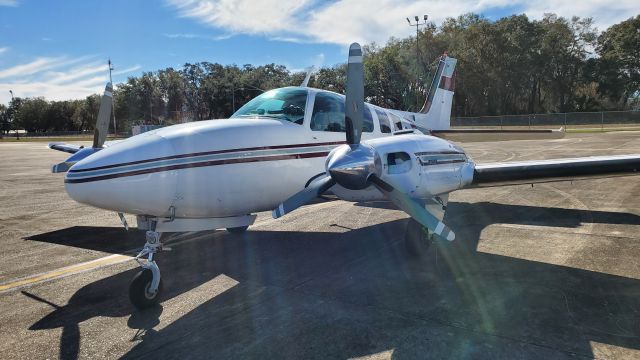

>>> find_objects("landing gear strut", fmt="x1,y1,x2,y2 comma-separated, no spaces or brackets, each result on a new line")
130,229,166,309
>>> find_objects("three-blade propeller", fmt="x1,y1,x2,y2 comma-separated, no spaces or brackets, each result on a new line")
272,43,455,242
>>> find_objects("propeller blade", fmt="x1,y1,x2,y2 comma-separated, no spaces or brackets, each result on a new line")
345,43,364,145
93,82,113,148
369,175,455,241
272,175,336,219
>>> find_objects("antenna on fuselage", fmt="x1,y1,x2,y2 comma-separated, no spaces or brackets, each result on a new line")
300,66,315,87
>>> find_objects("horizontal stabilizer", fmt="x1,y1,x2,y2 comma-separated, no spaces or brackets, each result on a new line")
471,154,640,187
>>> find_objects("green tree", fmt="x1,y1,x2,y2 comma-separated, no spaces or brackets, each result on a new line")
597,15,640,108
14,98,48,132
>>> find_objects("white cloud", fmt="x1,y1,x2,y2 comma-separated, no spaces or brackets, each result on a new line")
113,65,142,76
516,0,639,30
166,0,640,45
0,57,141,104
163,32,234,40
164,33,203,39
0,58,65,79
0,0,18,6
0,47,8,55
167,0,313,34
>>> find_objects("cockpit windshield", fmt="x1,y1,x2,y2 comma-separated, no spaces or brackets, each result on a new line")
231,88,308,125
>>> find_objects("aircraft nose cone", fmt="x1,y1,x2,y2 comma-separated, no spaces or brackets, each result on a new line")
64,133,178,215
327,144,380,190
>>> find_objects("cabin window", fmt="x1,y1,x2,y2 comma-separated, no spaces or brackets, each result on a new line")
375,108,392,133
363,106,374,133
231,88,307,125
310,93,374,133
388,112,405,131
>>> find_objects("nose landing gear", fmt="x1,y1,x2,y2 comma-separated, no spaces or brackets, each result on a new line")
130,230,167,309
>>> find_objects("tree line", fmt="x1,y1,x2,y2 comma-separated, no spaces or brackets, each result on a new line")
1,12,637,134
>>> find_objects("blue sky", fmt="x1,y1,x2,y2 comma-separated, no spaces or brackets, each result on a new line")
0,0,637,104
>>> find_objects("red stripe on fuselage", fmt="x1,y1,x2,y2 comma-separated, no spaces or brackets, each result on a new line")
438,72,456,91
69,141,346,173
65,151,330,184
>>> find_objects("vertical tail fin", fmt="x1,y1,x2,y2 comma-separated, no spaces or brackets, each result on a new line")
414,55,457,130
92,82,113,148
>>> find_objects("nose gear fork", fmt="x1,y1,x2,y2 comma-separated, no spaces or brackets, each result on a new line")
130,222,170,308
135,230,163,296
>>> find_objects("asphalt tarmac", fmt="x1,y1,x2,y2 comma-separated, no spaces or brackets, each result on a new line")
1,132,639,359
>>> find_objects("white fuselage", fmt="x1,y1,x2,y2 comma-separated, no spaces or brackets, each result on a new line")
64,87,471,220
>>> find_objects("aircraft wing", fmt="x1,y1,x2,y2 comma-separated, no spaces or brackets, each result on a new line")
49,139,122,155
429,128,565,142
103,140,123,147
48,142,83,154
470,154,640,187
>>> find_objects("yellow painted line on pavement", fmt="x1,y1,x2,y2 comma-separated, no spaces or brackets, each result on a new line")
0,254,132,293
0,200,344,294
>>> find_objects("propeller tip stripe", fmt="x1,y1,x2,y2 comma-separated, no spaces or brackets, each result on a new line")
348,55,362,63
272,203,285,219
447,232,455,241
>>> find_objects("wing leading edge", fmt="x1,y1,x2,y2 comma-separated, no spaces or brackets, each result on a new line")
48,142,83,154
470,154,640,187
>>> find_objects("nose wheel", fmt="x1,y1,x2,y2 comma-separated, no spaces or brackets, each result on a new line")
130,230,167,309
129,268,163,308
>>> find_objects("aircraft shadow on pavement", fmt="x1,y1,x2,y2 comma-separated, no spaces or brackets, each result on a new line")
26,202,640,359
24,226,146,254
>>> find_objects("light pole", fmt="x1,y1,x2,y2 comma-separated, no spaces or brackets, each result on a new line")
108,59,117,136
407,14,428,110
9,90,17,139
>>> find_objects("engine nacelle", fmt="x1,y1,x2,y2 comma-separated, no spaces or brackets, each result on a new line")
331,134,473,202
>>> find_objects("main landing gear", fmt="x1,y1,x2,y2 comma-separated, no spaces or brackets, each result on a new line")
130,229,167,309
404,218,434,258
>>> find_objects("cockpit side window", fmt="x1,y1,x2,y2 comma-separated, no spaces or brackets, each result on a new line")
388,112,406,131
375,108,392,133
363,105,374,133
310,92,375,133
311,92,345,132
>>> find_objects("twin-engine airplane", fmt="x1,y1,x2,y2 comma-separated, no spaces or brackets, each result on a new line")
49,43,640,309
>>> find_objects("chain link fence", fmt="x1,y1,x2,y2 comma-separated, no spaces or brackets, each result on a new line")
452,110,640,130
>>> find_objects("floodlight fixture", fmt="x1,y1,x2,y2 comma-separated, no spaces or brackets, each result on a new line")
415,15,419,21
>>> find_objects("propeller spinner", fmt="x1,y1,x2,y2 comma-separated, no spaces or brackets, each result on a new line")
272,42,455,242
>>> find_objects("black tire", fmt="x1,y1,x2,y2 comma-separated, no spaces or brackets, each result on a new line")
129,269,162,309
404,219,433,258
226,226,249,234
